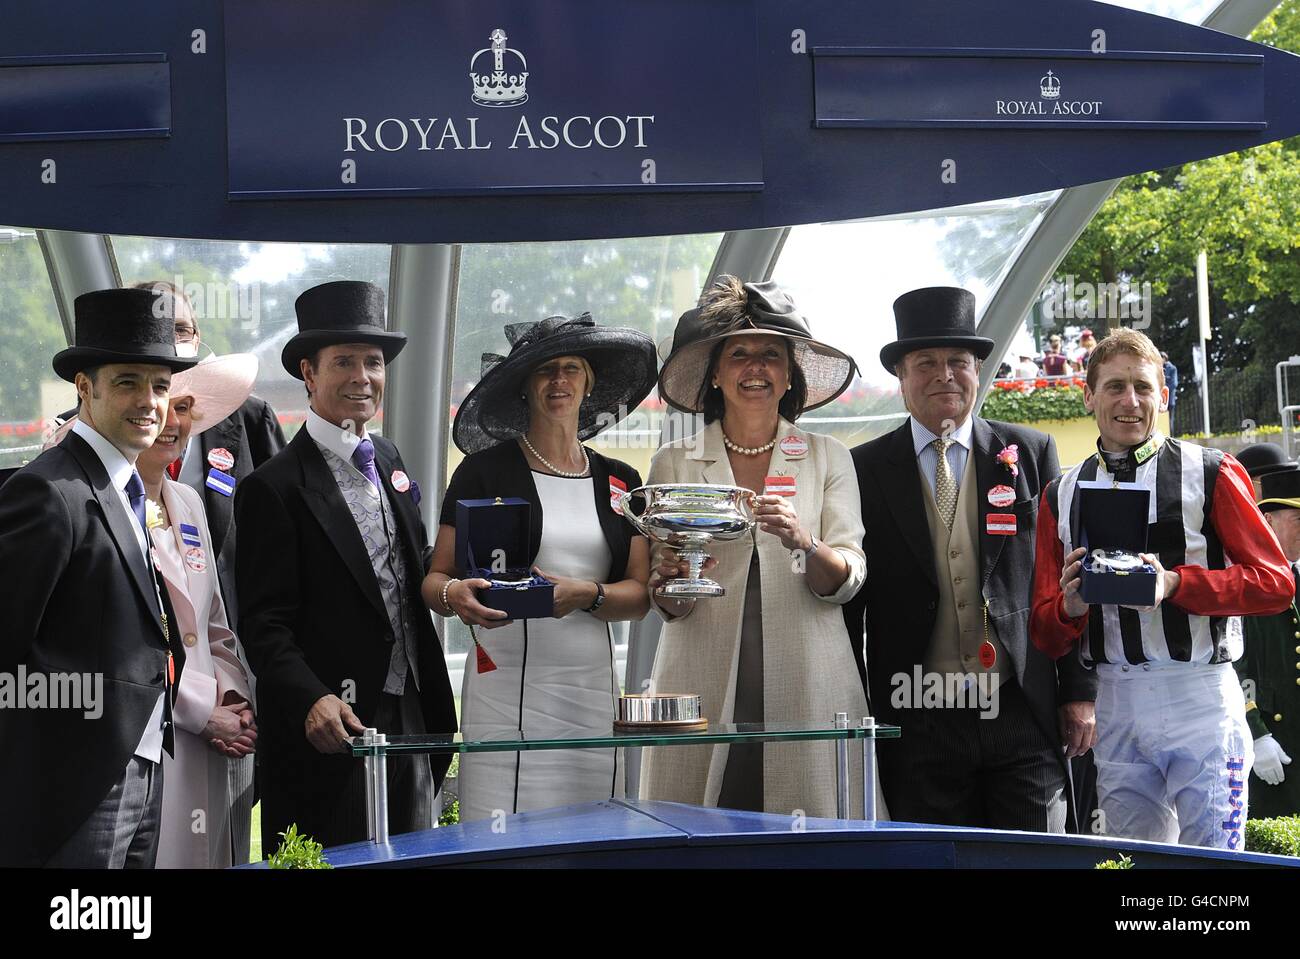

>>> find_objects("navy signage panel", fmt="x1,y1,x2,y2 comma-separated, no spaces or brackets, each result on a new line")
224,0,763,198
0,55,171,143
0,0,1299,242
813,48,1265,130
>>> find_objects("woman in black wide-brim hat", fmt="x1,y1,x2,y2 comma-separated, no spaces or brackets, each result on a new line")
422,313,656,820
640,275,885,819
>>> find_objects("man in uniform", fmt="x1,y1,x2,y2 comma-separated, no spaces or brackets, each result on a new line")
1236,465,1300,818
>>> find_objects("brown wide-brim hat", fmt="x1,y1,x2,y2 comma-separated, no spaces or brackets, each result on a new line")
657,280,857,414
879,286,994,374
52,288,200,382
452,314,657,455
281,280,407,379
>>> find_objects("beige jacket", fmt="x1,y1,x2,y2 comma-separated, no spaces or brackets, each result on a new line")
639,418,876,818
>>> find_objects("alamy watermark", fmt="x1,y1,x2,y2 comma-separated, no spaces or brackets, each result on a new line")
889,666,1000,719
1041,275,1153,330
0,668,102,718
149,274,263,330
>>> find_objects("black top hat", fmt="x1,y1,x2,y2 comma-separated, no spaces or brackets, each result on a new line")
52,288,200,382
1236,442,1294,480
879,287,995,374
281,281,408,379
657,279,857,414
452,313,658,455
1259,465,1300,513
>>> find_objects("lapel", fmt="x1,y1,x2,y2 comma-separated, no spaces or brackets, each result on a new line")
62,432,165,638
881,420,936,583
688,420,736,486
292,430,387,617
154,481,202,627
972,417,1027,586
586,448,622,573
198,414,243,541
372,438,425,578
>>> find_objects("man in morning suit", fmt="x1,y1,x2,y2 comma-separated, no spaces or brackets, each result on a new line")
235,281,456,849
841,287,1098,832
0,288,196,867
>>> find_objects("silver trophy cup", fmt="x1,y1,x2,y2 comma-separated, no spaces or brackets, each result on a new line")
621,483,756,598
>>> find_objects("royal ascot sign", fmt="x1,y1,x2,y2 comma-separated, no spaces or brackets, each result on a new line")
812,48,1264,130
224,3,763,199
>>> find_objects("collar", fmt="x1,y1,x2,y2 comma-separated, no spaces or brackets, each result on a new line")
910,416,973,457
305,405,369,462
1095,431,1164,475
71,418,138,493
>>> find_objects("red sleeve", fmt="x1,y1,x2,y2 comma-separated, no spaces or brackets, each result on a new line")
1167,454,1293,616
1030,483,1089,659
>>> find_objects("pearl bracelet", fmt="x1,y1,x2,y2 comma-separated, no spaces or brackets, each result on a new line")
441,577,461,617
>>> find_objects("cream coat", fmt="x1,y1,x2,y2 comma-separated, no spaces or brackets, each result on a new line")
152,479,254,869
639,418,883,819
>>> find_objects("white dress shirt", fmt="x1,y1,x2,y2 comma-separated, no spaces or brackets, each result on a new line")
70,419,165,763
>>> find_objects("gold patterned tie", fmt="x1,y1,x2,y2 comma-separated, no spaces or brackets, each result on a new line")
932,437,957,531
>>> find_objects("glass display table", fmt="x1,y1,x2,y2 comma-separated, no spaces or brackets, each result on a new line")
349,715,899,843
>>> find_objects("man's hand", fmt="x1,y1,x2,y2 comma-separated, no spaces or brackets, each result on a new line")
1058,700,1097,759
1254,734,1292,786
304,694,367,754
1060,547,1088,618
1136,553,1181,611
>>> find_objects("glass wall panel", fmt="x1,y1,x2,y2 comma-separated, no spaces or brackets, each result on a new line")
770,194,1056,448
112,236,391,439
0,227,66,468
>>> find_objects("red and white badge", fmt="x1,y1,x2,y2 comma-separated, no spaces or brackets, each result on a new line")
986,512,1017,536
183,546,207,573
609,476,628,515
764,474,797,497
390,470,411,493
978,640,997,670
778,435,808,458
987,484,1016,509
207,447,235,471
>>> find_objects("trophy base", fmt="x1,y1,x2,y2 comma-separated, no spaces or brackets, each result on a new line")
656,579,726,599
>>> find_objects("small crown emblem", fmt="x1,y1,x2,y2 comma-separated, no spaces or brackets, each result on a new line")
1039,70,1061,99
470,28,529,108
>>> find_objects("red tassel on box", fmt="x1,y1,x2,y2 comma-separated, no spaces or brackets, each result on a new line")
474,639,497,674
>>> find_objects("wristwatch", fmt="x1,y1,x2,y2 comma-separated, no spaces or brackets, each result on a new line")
584,581,606,612
804,535,820,558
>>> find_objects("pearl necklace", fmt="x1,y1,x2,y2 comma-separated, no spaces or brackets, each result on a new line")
722,430,777,456
522,433,590,478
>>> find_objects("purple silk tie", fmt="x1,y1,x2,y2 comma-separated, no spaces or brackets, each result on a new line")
351,437,380,489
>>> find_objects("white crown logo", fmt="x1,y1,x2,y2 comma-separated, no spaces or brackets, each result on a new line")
470,28,529,107
1039,70,1061,99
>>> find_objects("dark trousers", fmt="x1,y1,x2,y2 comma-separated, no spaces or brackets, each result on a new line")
324,681,434,846
45,755,164,868
879,678,1068,832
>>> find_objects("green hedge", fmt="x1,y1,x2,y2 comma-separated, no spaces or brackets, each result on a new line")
982,383,1090,423
1246,815,1300,857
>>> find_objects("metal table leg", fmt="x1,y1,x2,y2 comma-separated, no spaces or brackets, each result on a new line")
373,732,390,845
834,712,849,819
861,716,877,823
361,728,377,841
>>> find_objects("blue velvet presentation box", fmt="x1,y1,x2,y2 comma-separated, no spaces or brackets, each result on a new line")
1077,481,1158,607
455,497,554,619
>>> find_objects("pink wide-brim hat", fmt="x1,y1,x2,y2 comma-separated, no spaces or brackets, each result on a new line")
46,353,258,448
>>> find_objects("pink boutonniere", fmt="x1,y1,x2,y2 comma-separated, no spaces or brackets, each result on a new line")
996,444,1020,479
